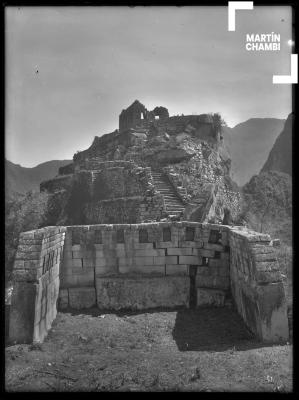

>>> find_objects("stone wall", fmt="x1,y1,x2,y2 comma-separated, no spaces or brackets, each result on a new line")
9,222,289,344
83,194,165,224
40,161,164,225
9,227,66,343
229,227,289,342
153,115,215,139
58,222,231,311
119,100,169,133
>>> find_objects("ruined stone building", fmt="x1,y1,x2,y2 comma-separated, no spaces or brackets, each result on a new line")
40,100,238,226
9,101,289,346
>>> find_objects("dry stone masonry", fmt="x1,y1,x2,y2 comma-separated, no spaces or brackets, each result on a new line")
9,222,288,344
9,227,66,344
229,227,289,342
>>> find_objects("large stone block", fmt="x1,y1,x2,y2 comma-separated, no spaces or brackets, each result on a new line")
73,270,95,287
119,264,165,275
60,270,94,287
167,247,193,256
153,255,178,265
155,241,179,249
96,276,190,310
134,249,165,257
83,258,95,268
178,241,203,248
9,282,37,344
95,257,117,267
165,264,189,276
179,255,201,265
72,259,83,268
133,243,154,250
68,287,96,309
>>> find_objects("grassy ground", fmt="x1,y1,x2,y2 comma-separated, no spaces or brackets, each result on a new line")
5,306,292,392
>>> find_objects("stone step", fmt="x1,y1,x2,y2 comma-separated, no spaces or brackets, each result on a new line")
164,199,184,204
165,199,184,203
161,191,179,195
163,197,182,201
151,170,185,215
156,188,176,192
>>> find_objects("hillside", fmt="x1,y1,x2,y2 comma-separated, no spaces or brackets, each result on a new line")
5,159,72,197
242,170,292,244
223,118,285,186
261,113,292,176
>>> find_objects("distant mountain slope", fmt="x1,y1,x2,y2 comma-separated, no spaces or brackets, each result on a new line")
261,113,292,176
242,170,292,244
223,118,285,186
5,159,72,197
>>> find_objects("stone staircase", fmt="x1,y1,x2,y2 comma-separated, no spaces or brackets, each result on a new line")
151,171,185,217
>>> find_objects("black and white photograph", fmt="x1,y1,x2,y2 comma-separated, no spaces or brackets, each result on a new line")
4,2,294,392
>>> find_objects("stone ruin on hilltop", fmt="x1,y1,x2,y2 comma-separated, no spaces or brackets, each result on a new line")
8,101,290,346
40,100,240,226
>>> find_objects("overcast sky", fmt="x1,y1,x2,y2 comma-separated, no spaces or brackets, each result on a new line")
6,6,292,167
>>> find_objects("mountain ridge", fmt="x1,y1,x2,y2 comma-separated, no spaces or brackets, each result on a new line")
223,117,285,186
5,159,72,197
261,113,292,176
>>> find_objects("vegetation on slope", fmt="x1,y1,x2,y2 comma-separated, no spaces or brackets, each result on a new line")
261,113,292,176
223,118,285,185
5,159,72,197
239,171,292,284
